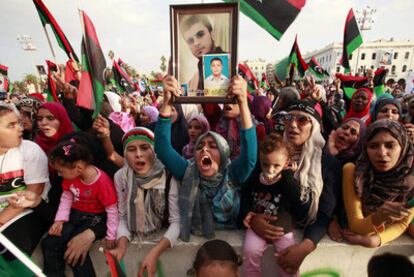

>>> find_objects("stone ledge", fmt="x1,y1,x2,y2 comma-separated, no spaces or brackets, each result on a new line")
31,230,414,277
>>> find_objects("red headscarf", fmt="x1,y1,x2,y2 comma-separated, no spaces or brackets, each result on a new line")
344,88,373,125
35,102,74,154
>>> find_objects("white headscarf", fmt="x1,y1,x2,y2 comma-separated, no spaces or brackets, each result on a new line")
104,91,122,112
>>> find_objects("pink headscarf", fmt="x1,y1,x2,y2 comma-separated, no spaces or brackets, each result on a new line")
142,106,159,123
108,111,136,132
182,115,210,159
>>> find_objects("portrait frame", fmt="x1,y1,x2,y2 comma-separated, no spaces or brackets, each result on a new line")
170,2,238,103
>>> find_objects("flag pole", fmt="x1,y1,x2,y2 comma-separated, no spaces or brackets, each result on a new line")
42,25,57,63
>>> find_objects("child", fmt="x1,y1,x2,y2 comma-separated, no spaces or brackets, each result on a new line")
182,115,210,159
243,133,310,277
41,140,118,277
188,239,242,277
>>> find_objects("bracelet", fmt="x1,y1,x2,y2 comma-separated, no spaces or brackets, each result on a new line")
159,113,172,119
97,133,110,139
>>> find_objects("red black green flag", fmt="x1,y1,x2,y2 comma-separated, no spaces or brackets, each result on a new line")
341,8,363,73
0,64,8,76
77,10,106,118
223,0,306,40
308,56,329,79
336,68,387,99
103,250,126,277
33,0,79,62
238,62,259,93
45,60,59,102
112,58,136,93
288,36,308,77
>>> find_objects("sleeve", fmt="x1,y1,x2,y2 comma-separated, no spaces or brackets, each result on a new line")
343,163,414,244
154,117,188,180
114,170,131,240
61,98,93,131
54,190,73,222
104,204,118,240
97,171,118,207
163,177,180,247
21,140,49,185
229,127,257,184
304,152,342,244
342,163,377,235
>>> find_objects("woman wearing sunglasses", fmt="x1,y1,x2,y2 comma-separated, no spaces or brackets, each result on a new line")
245,100,342,274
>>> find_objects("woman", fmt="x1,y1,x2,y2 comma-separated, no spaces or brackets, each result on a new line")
140,105,159,127
371,97,401,122
108,127,180,277
251,95,274,134
34,102,74,154
156,75,257,241
342,119,414,247
182,115,210,159
344,88,373,125
0,104,48,272
246,100,342,274
15,96,42,140
327,118,366,165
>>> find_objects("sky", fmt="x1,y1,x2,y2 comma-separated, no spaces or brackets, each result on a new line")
1,0,413,81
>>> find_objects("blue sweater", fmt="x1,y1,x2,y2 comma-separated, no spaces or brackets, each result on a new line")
155,116,257,185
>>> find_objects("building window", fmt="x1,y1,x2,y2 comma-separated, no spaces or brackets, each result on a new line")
402,65,407,73
349,54,353,60
405,52,409,59
372,53,376,60
329,55,332,61
394,52,398,59
336,67,340,73
391,65,396,74
361,53,365,60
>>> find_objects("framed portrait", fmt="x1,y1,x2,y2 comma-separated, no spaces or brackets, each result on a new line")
170,2,238,103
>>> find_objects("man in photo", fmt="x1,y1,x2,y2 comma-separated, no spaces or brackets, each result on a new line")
180,14,225,92
204,57,229,89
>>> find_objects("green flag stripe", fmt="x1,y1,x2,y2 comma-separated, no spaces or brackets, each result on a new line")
236,0,283,39
346,34,363,56
344,87,356,99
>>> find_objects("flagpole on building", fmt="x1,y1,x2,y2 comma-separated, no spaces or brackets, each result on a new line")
42,26,57,63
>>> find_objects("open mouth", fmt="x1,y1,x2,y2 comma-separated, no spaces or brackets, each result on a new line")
135,161,146,169
224,104,232,112
200,155,212,170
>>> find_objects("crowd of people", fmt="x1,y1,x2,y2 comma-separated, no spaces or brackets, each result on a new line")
0,63,413,277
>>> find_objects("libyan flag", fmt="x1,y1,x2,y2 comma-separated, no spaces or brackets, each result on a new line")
77,10,106,118
45,60,59,102
33,0,79,62
308,56,329,79
335,68,387,99
288,36,308,77
341,8,363,73
113,58,136,93
238,62,258,93
223,0,306,40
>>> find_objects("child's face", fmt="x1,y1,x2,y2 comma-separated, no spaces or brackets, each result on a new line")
53,160,81,181
259,149,289,179
197,262,238,277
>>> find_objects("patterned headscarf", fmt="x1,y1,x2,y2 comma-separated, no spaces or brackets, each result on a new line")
142,106,159,124
354,119,414,216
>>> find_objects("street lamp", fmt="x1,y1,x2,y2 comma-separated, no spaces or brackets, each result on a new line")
17,35,40,77
354,6,376,74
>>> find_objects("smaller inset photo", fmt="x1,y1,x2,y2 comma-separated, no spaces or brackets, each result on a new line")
202,53,230,96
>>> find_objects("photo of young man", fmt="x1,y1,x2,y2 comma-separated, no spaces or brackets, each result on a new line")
203,55,230,96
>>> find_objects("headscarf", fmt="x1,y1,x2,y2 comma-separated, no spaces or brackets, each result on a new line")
16,96,42,140
215,108,241,160
286,101,326,225
336,118,366,165
117,127,168,236
354,119,414,216
171,104,189,153
104,91,122,112
312,84,327,103
108,111,136,132
34,102,74,154
182,115,210,159
142,106,159,124
371,97,402,122
344,88,373,125
179,131,240,241
252,96,273,133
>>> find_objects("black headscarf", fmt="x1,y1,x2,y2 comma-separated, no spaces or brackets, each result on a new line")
172,104,189,154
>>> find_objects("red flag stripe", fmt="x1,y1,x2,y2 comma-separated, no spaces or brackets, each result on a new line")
287,0,306,10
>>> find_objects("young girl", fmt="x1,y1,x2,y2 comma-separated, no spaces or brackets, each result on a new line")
188,239,242,277
41,141,118,277
243,133,311,277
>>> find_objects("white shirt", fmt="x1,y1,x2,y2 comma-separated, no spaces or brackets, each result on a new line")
204,74,229,89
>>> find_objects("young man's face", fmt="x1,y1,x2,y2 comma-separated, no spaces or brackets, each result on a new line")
210,60,223,77
183,22,214,58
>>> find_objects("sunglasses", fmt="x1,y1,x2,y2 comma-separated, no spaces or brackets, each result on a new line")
283,114,311,125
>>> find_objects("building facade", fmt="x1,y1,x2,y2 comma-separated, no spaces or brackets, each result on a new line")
302,38,414,82
244,58,268,80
